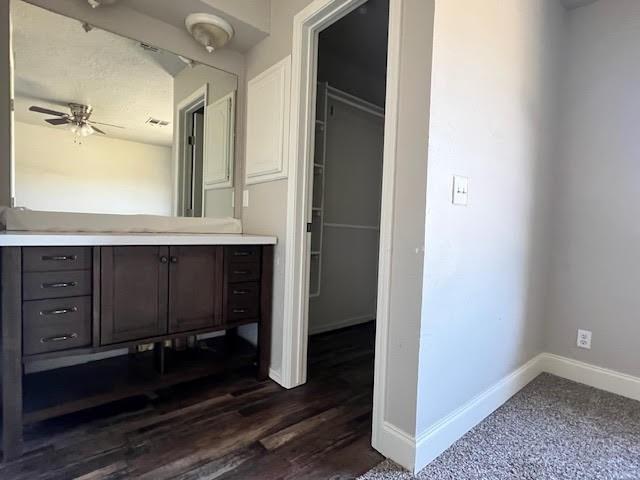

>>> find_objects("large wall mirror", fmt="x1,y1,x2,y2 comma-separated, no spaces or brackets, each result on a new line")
10,1,238,218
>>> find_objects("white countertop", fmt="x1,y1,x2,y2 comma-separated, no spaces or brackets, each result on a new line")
0,231,277,247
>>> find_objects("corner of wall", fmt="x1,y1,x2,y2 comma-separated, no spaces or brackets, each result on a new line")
1,0,13,207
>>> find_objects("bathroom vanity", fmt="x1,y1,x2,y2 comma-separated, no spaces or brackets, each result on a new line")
0,232,276,460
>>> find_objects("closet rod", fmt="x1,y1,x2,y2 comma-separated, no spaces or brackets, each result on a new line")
324,222,380,231
326,86,385,119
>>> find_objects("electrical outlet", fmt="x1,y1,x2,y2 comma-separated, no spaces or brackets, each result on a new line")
577,329,592,350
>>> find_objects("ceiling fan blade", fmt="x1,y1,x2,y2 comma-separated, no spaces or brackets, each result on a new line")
30,106,67,117
89,120,125,129
45,118,70,126
91,126,106,135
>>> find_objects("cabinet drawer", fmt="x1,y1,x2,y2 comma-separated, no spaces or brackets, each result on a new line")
227,304,259,322
23,247,92,272
227,282,260,307
23,270,92,301
225,246,260,263
227,262,260,283
23,296,92,355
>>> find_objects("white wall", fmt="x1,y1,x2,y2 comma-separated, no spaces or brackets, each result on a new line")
416,0,564,457
14,121,172,215
546,0,640,378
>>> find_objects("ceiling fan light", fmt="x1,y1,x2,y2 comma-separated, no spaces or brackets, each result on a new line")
79,124,95,137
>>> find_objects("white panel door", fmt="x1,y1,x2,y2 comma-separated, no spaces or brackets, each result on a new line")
204,91,235,189
245,56,291,184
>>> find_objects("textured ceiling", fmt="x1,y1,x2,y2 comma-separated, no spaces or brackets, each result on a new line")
12,0,187,146
560,0,600,9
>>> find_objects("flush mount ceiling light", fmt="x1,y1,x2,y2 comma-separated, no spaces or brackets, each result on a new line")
87,0,119,8
185,13,234,53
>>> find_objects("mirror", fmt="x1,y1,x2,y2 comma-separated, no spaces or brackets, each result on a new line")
10,1,238,218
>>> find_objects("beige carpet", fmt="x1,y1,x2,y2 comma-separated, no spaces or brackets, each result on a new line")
359,374,640,480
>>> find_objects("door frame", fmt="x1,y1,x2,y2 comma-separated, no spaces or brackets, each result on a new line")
282,0,402,451
173,84,208,216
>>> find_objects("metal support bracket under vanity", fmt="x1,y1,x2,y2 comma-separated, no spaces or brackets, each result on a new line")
0,236,275,461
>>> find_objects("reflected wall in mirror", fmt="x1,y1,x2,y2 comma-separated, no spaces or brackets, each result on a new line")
11,0,238,218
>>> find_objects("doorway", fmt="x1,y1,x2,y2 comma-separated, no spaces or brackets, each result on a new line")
175,85,207,217
304,0,389,446
283,0,401,455
181,106,205,217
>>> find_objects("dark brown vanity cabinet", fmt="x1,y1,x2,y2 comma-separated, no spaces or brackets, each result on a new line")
101,246,225,344
100,246,170,344
0,242,273,461
168,246,224,334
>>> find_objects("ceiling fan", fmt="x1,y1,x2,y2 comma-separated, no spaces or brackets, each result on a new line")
29,103,124,137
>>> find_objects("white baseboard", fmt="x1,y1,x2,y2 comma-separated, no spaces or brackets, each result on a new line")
269,367,284,387
308,314,374,335
540,353,640,402
414,354,544,472
373,421,416,472
399,353,640,474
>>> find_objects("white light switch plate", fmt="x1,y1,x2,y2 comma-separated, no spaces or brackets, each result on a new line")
243,189,249,208
452,176,469,206
577,329,592,349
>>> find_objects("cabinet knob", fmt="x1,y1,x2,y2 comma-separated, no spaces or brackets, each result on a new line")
160,256,168,263
170,256,178,264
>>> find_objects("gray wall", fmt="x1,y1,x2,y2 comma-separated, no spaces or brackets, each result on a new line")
308,96,384,334
1,0,12,207
173,64,238,218
378,0,435,438
546,0,640,377
240,0,314,375
416,0,565,434
318,51,386,107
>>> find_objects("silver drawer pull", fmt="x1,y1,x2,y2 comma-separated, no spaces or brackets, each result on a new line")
232,289,250,295
232,308,247,314
40,307,78,316
41,333,78,343
41,281,78,289
41,255,77,262
233,270,249,275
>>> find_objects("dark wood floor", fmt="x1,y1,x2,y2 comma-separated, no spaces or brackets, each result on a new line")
0,322,382,479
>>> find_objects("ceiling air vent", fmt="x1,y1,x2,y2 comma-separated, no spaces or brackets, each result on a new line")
139,43,159,53
146,118,170,127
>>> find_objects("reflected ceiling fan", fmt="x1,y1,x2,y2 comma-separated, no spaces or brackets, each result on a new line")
29,103,124,137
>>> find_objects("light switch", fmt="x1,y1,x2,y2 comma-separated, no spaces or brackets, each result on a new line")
243,189,249,208
452,176,469,206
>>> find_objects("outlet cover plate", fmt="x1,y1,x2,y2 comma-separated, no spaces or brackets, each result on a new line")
577,329,592,349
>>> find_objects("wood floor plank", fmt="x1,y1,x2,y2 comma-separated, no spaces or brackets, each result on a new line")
0,322,383,480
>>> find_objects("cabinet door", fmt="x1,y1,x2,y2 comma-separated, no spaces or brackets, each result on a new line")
168,246,223,333
101,246,168,345
204,92,235,189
